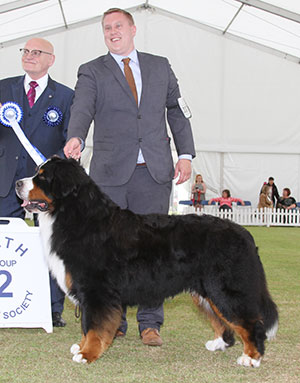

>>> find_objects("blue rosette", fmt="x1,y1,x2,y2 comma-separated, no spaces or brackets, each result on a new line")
43,106,63,127
0,102,23,127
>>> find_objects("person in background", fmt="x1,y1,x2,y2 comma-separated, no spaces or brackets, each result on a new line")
191,174,206,211
261,177,279,206
258,184,273,209
0,37,74,327
63,8,195,346
276,188,297,210
208,189,245,211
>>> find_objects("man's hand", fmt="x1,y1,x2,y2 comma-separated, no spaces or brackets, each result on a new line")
173,159,192,185
64,137,82,160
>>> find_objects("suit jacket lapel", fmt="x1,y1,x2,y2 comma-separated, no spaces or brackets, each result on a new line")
137,52,150,109
11,76,26,128
103,52,137,107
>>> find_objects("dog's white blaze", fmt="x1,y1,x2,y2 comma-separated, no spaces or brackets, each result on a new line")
266,320,278,341
205,336,228,352
17,177,34,199
39,213,77,304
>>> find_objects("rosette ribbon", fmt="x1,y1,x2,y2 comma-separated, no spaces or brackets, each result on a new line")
43,106,63,127
0,102,46,166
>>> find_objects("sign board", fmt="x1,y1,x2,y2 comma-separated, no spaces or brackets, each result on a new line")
0,218,52,333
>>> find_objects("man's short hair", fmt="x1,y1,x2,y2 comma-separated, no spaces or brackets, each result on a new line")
283,188,291,196
102,8,135,26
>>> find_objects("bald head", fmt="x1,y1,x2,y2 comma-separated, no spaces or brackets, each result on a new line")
26,38,54,54
22,38,55,80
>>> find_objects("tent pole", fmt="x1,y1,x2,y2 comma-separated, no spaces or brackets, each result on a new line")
223,4,244,35
58,0,68,29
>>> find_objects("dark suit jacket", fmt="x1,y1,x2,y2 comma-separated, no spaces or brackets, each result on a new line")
67,51,195,187
0,75,74,197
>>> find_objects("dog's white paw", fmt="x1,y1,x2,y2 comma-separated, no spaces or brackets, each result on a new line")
237,353,261,368
72,352,87,364
70,343,81,355
205,336,228,352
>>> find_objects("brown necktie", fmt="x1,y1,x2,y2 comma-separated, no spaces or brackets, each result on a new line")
122,58,138,105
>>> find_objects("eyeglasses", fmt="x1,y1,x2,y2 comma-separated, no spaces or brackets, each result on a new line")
20,48,53,57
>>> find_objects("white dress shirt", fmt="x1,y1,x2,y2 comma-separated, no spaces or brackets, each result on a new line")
24,73,48,103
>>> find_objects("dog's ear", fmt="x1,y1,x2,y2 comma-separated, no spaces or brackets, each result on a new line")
50,159,80,199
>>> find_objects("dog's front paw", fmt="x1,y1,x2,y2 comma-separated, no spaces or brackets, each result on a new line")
70,343,80,355
72,352,88,364
205,336,228,352
237,353,261,368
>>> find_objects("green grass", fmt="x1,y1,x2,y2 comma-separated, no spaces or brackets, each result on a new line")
1,227,299,383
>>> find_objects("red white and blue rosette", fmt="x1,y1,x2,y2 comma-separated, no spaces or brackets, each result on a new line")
43,106,63,127
0,101,23,127
0,102,46,165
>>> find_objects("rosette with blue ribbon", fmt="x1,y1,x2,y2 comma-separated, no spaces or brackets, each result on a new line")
0,101,46,165
43,106,63,127
0,102,23,127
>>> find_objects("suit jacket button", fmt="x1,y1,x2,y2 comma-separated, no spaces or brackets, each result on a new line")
15,156,19,160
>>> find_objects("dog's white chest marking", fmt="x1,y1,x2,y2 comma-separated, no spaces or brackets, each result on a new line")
38,213,70,298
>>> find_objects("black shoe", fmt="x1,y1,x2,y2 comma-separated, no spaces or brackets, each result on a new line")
52,312,66,327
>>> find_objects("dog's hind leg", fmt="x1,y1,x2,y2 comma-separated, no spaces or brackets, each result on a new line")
192,293,235,351
207,299,265,368
191,293,235,352
72,306,122,364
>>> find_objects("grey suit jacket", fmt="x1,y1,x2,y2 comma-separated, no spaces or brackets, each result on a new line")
67,51,195,186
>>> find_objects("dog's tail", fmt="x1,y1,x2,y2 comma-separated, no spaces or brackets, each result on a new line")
255,247,278,341
260,290,279,341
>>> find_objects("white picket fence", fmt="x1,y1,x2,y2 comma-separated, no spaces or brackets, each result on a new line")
181,206,300,227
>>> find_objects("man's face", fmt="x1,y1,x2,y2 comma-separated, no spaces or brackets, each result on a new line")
282,189,288,198
22,38,55,79
103,12,136,56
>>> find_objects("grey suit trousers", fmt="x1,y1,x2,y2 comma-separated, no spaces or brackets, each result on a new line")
99,164,172,334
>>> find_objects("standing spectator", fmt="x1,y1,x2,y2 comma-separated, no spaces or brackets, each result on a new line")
0,37,74,327
261,177,279,206
208,189,245,211
276,188,297,210
258,184,273,209
191,174,206,211
64,8,195,346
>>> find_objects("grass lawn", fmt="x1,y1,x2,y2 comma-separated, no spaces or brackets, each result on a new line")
1,226,299,383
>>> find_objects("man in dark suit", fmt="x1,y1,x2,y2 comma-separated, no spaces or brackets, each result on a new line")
64,8,195,346
0,37,74,327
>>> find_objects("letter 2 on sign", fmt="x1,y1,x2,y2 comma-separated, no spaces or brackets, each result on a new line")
0,270,13,298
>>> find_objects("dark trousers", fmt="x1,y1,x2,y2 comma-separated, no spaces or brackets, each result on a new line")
0,182,65,315
100,164,172,334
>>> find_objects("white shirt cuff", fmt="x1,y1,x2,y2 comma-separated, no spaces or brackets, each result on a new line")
178,154,192,161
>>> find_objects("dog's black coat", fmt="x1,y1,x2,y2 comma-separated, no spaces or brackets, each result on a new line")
22,157,278,361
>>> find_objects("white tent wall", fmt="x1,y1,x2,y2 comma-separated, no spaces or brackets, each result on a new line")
0,8,299,208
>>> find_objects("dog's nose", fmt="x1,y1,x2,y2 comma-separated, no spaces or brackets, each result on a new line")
16,180,23,188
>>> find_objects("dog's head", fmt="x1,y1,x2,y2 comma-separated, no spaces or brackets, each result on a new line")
15,156,88,213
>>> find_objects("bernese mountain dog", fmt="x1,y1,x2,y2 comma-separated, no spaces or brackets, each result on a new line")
15,157,278,366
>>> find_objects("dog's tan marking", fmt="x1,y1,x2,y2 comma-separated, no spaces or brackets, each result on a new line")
207,299,261,360
28,185,53,205
79,308,122,363
65,272,73,291
192,295,226,339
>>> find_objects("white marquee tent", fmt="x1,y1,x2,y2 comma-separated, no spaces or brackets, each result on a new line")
1,0,300,208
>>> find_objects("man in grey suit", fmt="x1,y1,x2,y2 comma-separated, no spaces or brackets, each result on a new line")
64,8,195,346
